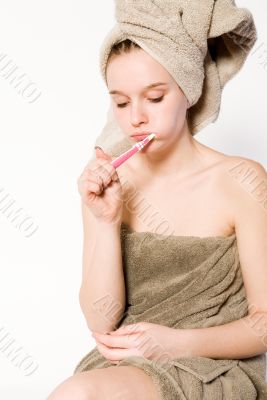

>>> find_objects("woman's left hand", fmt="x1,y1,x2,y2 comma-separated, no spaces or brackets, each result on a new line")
91,322,188,365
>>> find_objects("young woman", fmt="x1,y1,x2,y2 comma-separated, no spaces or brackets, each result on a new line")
47,2,267,399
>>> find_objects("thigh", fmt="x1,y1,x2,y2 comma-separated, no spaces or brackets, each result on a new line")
85,365,161,400
47,365,161,400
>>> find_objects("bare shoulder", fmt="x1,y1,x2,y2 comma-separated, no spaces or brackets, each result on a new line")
221,154,266,173
216,154,267,217
217,154,267,192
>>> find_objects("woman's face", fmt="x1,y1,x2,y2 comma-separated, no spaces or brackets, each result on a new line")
106,48,190,150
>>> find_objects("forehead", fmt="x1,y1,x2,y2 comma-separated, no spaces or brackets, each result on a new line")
106,49,174,93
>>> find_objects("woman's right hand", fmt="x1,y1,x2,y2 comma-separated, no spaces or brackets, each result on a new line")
77,147,123,224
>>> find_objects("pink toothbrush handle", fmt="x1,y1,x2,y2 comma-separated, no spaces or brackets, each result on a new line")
111,133,156,169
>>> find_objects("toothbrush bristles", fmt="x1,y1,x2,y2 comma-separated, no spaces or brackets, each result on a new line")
148,133,156,140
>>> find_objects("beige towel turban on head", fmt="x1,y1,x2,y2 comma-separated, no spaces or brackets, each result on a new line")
94,0,257,155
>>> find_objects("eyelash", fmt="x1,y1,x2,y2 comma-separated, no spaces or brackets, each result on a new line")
116,96,164,108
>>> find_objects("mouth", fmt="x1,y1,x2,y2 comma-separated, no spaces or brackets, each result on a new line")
130,133,154,142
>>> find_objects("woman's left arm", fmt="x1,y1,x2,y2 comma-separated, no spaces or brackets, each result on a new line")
183,158,267,359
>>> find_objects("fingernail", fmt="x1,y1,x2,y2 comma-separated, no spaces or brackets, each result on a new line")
94,146,103,150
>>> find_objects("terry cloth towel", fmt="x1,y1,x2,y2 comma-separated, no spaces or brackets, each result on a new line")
93,0,257,155
73,219,267,399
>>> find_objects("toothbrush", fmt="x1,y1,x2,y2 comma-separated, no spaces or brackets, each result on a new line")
111,133,156,169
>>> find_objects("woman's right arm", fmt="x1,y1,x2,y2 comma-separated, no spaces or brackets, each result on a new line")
77,147,125,334
79,202,126,334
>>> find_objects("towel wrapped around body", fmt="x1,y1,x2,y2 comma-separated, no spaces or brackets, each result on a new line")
74,220,267,399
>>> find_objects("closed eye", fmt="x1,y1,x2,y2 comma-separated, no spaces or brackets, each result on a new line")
116,96,164,108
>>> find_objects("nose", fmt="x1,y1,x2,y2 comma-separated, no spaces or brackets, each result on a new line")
130,101,148,127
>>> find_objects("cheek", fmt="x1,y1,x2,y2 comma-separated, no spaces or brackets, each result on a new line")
112,106,127,126
112,109,136,137
153,99,185,126
158,95,184,115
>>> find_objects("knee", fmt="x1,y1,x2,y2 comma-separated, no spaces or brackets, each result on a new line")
47,373,98,400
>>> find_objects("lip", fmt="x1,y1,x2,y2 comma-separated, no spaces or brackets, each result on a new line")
131,134,150,142
130,132,152,141
131,132,151,137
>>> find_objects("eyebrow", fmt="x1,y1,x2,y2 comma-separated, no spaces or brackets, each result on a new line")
109,82,168,96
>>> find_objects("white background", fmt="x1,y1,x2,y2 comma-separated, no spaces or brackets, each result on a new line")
0,1,266,398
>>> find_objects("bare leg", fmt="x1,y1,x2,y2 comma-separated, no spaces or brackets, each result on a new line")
47,365,161,400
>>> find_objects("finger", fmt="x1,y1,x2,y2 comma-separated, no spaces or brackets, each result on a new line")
94,340,118,364
112,173,119,182
93,332,140,349
90,166,111,188
95,147,112,161
81,180,103,196
96,340,140,362
106,331,147,348
78,177,103,198
84,157,107,170
110,323,144,335
85,158,118,187
81,167,104,189
86,175,104,191
92,161,118,185
96,341,116,363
